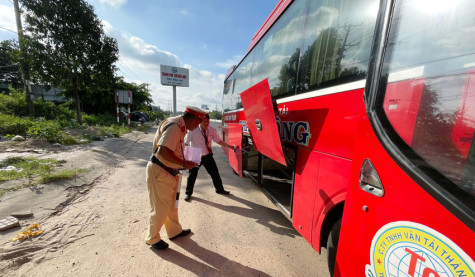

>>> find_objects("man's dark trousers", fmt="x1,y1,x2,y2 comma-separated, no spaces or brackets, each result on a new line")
186,154,225,195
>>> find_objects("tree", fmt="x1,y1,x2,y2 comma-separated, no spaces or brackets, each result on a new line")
21,0,119,124
209,110,222,120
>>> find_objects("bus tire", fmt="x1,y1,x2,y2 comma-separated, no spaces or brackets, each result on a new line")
326,218,342,277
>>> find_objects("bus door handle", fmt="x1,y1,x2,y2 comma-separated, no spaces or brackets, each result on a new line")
255,119,262,131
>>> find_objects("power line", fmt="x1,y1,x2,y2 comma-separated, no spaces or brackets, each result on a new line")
0,26,18,34
118,62,142,81
122,60,143,81
117,60,142,81
117,68,137,81
117,62,139,80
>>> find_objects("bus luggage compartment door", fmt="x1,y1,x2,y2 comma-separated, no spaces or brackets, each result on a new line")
227,123,243,177
240,78,287,166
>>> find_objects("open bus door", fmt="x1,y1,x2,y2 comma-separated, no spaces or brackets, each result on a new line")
227,123,243,177
240,78,287,167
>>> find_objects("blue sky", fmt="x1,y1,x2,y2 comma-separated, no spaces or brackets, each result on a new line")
0,0,279,112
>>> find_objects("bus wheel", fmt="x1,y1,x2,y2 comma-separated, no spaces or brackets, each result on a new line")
326,218,342,277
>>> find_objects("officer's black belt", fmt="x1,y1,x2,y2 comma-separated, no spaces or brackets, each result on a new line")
150,155,180,177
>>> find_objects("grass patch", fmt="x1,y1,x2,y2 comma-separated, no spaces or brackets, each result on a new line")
0,157,86,197
0,156,65,182
40,168,87,183
135,125,151,132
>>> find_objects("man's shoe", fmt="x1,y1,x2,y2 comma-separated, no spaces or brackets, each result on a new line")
151,240,169,250
170,229,191,240
184,194,191,201
216,190,230,195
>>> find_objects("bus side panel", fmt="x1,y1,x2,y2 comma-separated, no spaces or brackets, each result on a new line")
279,89,364,159
310,153,351,252
292,148,320,244
335,116,475,276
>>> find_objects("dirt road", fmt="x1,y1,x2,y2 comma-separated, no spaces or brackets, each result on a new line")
0,123,329,276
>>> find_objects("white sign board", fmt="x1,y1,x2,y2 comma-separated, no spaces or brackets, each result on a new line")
115,90,132,104
160,65,189,87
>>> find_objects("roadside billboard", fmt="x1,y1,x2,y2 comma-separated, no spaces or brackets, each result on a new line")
160,65,189,87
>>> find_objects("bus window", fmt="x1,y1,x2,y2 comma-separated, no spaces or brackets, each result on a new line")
251,0,306,99
222,77,235,112
297,0,377,93
232,54,254,110
379,0,475,198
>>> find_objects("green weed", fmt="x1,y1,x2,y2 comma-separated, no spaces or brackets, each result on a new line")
0,157,86,197
40,168,87,183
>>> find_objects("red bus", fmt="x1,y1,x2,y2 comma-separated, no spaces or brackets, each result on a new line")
221,0,475,276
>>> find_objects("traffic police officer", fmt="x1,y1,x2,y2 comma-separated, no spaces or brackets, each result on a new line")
145,106,207,250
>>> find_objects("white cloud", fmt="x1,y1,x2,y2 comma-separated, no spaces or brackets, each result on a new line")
0,5,16,35
215,55,243,69
180,10,189,16
101,19,113,34
98,0,127,8
103,22,224,112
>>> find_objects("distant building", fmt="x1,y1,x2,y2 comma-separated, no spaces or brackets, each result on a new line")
201,104,208,110
0,79,8,93
32,85,69,103
0,81,69,103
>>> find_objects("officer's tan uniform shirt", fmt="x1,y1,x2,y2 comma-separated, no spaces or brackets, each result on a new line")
153,116,187,169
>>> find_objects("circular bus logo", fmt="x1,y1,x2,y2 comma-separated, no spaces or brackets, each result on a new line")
365,221,474,277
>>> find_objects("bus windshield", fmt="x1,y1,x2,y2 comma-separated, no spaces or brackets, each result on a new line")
379,0,475,199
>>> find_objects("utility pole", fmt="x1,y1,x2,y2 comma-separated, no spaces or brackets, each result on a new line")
13,0,34,116
172,85,176,115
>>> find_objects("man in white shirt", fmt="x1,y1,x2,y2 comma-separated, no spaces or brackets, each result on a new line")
184,113,234,201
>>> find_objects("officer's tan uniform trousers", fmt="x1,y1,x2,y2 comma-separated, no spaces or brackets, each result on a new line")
145,162,182,245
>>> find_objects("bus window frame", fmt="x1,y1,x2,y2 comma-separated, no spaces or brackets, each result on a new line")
364,0,475,231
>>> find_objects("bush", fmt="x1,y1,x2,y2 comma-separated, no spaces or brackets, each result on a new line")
0,88,137,143
97,125,130,138
26,120,63,143
0,114,32,136
59,133,80,145
34,100,75,123
0,89,77,129
0,88,28,116
83,113,117,126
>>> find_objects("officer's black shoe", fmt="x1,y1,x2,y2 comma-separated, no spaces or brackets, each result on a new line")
216,190,230,195
184,194,191,201
152,240,169,250
170,229,191,240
